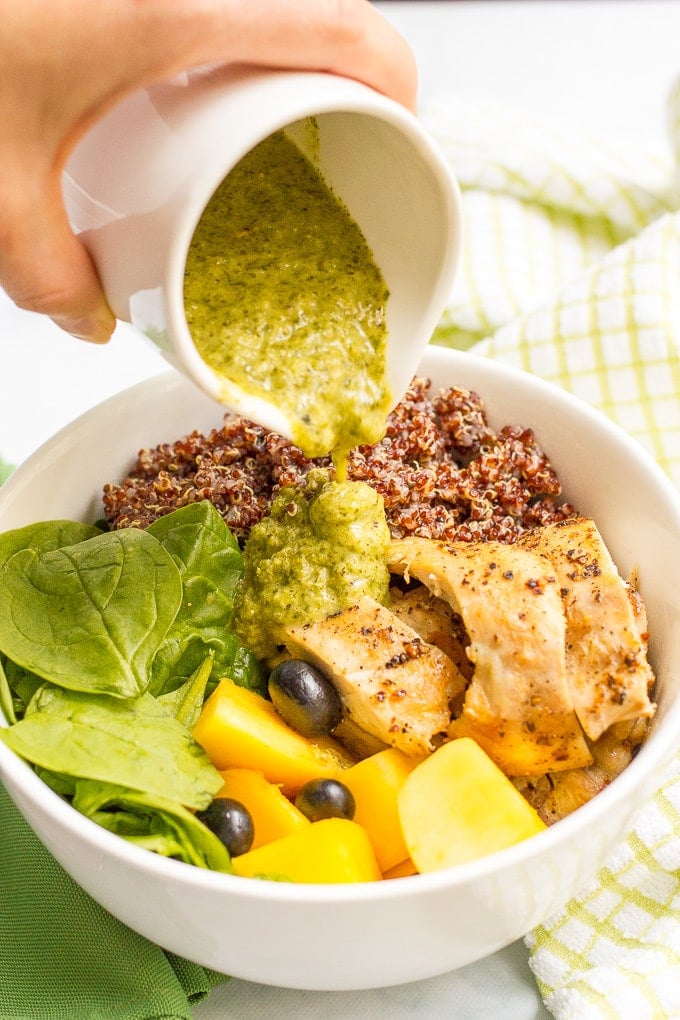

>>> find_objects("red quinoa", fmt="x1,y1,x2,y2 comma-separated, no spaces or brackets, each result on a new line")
102,378,576,545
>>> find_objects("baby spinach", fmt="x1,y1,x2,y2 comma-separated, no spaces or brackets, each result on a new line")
147,501,264,695
0,657,16,725
0,519,101,567
158,652,214,730
1,657,42,721
0,528,182,698
0,505,267,872
0,521,104,716
0,685,222,810
71,781,232,871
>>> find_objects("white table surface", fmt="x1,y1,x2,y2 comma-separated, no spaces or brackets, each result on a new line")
2,2,680,1016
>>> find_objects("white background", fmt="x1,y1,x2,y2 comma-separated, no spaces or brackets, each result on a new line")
2,2,680,1016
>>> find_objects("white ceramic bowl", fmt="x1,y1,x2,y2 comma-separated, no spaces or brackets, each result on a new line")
2,346,680,991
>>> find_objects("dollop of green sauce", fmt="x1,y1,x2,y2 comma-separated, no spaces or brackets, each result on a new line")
232,470,391,660
183,128,392,466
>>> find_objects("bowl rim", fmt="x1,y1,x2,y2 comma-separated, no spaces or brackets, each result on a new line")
1,346,680,905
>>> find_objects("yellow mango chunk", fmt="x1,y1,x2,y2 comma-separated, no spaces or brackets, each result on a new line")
342,748,420,872
217,768,309,848
382,858,418,880
193,678,353,795
398,737,547,872
232,818,382,884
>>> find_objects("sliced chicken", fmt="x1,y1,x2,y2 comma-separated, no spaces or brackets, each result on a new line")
388,585,470,715
513,716,649,824
387,537,593,775
519,517,655,740
285,595,460,756
389,585,473,678
332,715,390,759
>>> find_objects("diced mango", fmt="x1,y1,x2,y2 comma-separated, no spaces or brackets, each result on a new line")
193,678,354,795
217,768,309,848
398,737,547,872
382,858,418,880
232,818,382,884
342,748,420,872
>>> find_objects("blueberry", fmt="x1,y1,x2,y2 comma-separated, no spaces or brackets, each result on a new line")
197,797,254,857
295,778,356,822
268,659,342,737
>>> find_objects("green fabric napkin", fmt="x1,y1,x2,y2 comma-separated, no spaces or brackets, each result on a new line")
0,781,225,1019
423,73,680,1018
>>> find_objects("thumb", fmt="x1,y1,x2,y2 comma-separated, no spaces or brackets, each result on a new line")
0,168,115,344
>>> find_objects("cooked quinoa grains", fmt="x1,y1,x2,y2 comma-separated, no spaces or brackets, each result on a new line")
102,378,576,544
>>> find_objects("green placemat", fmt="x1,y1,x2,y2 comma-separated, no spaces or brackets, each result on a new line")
0,781,225,1019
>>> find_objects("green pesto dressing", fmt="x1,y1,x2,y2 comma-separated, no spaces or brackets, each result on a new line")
183,129,392,469
232,469,391,660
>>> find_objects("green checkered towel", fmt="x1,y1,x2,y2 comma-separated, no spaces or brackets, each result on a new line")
423,75,680,1018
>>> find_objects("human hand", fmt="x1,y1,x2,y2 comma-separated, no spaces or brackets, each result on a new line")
0,0,417,344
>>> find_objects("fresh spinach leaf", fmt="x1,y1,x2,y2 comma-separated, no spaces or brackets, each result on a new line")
0,685,222,810
36,766,77,798
2,658,44,721
0,519,101,567
0,657,16,725
147,502,264,695
223,642,265,694
71,781,232,871
158,651,213,729
0,520,104,714
0,528,183,698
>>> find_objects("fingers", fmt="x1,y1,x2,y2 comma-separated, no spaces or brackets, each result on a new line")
243,0,419,111
136,0,418,111
0,0,416,344
0,170,115,344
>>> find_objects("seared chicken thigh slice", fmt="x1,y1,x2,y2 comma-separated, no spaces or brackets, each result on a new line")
387,537,593,775
285,596,460,756
513,716,650,824
388,584,471,714
519,517,655,740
